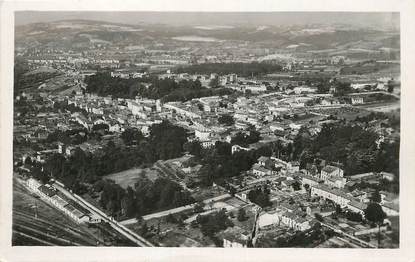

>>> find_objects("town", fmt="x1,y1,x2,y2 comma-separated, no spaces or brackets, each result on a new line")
13,15,400,248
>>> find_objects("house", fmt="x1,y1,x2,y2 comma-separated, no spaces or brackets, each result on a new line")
281,179,296,189
381,172,396,182
351,96,364,105
325,176,347,189
280,212,311,231
288,161,300,172
258,156,270,167
301,175,321,187
231,145,252,154
27,178,42,191
252,164,272,177
64,204,90,224
200,139,216,148
195,128,211,141
347,190,367,202
222,226,251,248
347,201,367,216
235,191,249,202
108,122,122,133
320,165,344,180
311,184,352,207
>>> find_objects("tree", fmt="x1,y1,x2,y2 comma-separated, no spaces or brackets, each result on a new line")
387,80,395,93
193,202,205,213
364,202,387,247
237,208,247,222
370,189,382,203
335,204,342,214
291,181,301,191
248,187,271,208
121,128,144,145
314,213,324,222
209,78,220,88
183,141,203,158
218,114,235,126
317,81,330,94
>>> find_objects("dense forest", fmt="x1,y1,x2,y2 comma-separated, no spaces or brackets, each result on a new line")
84,72,233,102
176,62,283,77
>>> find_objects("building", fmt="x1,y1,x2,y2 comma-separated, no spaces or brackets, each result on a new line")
325,176,347,189
27,178,42,191
351,96,364,105
280,212,311,231
320,165,344,180
252,164,272,177
301,175,321,187
222,227,251,248
311,184,352,207
347,201,367,216
231,145,252,154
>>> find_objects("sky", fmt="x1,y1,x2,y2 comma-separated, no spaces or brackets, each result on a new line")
15,11,400,30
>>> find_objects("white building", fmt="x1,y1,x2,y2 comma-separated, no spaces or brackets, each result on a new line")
311,184,352,207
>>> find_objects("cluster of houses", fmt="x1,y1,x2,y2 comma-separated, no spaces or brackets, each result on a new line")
231,155,399,234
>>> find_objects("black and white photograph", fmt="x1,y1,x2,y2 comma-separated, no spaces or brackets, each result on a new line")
1,0,415,261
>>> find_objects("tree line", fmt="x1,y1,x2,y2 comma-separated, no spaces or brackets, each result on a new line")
176,62,283,77
84,72,233,102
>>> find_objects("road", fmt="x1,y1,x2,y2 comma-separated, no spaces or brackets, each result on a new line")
120,193,231,225
52,181,154,247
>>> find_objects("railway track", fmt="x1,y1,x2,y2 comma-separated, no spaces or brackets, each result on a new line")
14,224,84,246
13,230,56,246
13,205,99,246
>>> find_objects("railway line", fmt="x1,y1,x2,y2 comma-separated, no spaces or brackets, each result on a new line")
13,211,97,246
13,230,56,246
13,224,84,246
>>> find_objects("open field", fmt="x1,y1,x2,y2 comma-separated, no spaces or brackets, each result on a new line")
104,167,160,189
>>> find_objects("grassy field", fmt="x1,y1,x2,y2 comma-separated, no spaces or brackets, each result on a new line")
104,167,161,189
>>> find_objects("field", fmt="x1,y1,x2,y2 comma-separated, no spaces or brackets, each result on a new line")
340,62,397,75
104,167,161,189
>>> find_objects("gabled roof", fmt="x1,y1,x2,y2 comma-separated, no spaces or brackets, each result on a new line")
322,165,340,173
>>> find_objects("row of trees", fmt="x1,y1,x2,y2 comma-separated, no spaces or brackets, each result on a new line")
176,62,283,77
84,72,233,102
